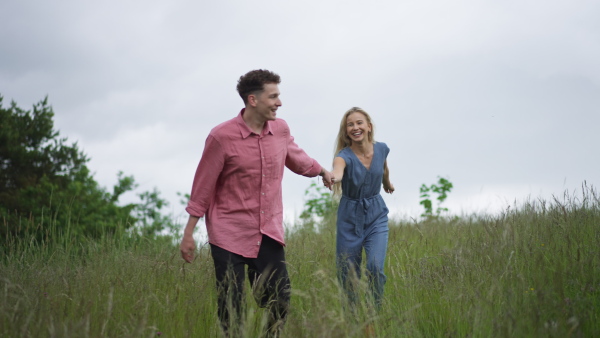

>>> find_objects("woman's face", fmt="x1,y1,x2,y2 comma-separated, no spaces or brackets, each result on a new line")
346,112,371,144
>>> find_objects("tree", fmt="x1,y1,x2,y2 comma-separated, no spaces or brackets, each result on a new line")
133,187,173,237
0,95,139,242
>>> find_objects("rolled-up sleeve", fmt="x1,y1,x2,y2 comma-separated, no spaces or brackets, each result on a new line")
186,135,224,217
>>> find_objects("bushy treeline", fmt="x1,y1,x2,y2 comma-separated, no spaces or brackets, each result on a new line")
0,95,176,248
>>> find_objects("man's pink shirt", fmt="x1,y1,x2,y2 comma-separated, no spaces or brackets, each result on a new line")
186,109,323,258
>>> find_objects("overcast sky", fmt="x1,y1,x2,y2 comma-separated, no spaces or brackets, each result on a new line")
2,0,599,227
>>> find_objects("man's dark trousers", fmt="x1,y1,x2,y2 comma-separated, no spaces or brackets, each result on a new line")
210,234,290,336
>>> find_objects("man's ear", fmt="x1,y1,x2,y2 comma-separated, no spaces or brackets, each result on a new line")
248,93,258,107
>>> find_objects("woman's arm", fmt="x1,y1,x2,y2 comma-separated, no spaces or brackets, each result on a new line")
382,160,395,194
332,156,346,184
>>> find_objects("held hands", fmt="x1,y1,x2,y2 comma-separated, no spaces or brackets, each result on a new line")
320,169,335,190
180,234,196,263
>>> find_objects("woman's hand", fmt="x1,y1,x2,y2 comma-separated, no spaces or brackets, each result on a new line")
383,182,395,194
320,169,335,190
382,160,394,194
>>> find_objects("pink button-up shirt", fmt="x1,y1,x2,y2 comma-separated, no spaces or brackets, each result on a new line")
186,109,323,258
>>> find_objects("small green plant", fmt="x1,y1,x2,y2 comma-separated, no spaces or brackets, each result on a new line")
419,176,453,218
299,182,335,222
298,181,339,234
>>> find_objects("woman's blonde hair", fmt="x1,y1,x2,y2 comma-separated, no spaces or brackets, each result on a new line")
332,107,375,196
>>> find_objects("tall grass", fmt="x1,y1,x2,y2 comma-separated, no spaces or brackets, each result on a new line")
2,186,599,337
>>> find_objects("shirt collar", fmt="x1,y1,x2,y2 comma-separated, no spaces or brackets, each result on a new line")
236,108,274,139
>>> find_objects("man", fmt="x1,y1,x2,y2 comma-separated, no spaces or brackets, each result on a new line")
180,69,333,337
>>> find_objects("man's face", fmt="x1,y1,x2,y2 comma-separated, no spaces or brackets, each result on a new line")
252,83,282,121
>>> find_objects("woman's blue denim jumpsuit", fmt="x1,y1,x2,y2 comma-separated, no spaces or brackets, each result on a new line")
336,142,390,309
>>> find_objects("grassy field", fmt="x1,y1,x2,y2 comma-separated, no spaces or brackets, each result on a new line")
2,188,599,337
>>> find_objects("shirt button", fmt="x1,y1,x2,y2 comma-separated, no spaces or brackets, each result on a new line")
261,192,265,195
261,211,264,214
257,241,261,246
262,174,265,177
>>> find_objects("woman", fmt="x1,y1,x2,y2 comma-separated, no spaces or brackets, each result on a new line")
331,107,394,310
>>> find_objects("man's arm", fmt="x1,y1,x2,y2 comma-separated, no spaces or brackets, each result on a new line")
180,215,200,263
284,131,333,187
185,135,225,217
180,134,225,263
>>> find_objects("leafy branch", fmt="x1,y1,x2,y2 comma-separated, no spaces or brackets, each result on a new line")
419,176,453,218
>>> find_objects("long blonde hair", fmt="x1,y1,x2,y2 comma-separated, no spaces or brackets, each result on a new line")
332,107,375,196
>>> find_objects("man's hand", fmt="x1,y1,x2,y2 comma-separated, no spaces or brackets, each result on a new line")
180,234,196,263
320,169,335,190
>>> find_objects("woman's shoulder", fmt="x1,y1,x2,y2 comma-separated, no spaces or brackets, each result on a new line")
374,141,390,157
336,146,353,159
375,141,389,151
